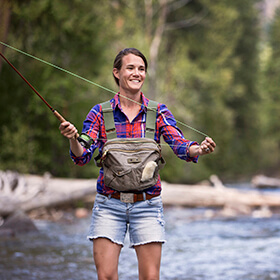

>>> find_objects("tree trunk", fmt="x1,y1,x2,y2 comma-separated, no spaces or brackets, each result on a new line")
0,0,11,72
147,0,167,100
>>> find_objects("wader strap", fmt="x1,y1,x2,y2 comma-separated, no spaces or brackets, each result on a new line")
101,100,117,140
101,99,158,140
145,100,158,140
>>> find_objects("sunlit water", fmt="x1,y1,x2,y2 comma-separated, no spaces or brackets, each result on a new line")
1,203,280,279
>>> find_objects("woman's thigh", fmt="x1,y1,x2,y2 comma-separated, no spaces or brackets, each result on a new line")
135,242,162,280
93,238,122,279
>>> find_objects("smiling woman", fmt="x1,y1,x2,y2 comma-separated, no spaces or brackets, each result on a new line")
112,48,148,86
112,49,148,122
58,47,216,279
113,54,146,89
112,52,147,121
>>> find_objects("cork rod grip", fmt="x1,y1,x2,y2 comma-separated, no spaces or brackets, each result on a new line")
53,110,80,139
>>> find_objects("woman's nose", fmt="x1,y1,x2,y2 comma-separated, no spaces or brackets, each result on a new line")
133,68,140,75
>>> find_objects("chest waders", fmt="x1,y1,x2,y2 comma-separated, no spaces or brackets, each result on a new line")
95,100,165,192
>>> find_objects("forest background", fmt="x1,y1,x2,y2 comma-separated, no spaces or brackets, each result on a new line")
0,0,279,184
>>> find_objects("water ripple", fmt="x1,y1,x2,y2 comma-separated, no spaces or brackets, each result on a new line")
0,208,280,280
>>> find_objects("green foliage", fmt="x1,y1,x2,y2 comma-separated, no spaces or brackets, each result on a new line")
258,7,280,173
0,0,278,183
156,0,262,180
0,0,111,177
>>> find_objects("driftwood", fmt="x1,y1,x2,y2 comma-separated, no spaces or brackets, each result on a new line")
251,175,280,189
0,171,97,216
1,171,280,219
161,180,280,208
161,177,280,219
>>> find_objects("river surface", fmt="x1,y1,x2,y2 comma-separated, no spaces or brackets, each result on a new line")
1,189,280,280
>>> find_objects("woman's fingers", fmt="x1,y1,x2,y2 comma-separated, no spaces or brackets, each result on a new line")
59,122,77,139
200,137,216,154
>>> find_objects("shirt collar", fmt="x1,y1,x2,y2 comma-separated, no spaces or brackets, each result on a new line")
112,92,149,112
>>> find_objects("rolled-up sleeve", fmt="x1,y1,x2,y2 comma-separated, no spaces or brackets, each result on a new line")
70,104,104,166
157,104,199,163
70,147,95,166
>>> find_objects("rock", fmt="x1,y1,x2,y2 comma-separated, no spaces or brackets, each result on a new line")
75,208,89,219
252,206,273,218
0,228,15,238
219,204,251,218
0,210,38,236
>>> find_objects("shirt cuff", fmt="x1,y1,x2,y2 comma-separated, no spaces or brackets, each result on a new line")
70,148,88,165
187,141,199,163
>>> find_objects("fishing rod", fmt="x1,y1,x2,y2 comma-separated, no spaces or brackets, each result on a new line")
0,51,92,148
0,41,212,151
0,41,210,140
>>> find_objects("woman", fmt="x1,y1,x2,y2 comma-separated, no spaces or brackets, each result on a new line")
59,48,216,280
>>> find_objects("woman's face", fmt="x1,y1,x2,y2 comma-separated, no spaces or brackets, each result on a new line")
113,53,146,94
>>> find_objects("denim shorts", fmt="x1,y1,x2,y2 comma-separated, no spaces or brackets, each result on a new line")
87,193,166,248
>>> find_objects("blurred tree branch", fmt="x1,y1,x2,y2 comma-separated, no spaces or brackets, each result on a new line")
145,0,199,99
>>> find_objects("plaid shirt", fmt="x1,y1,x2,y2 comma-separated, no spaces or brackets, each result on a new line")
70,93,198,195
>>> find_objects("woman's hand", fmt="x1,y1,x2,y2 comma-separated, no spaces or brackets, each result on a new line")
189,137,216,157
59,121,78,139
59,121,84,157
199,137,216,155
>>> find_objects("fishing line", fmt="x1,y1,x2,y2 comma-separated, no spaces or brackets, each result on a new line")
78,136,199,149
0,41,209,138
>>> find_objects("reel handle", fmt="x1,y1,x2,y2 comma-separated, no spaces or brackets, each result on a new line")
77,133,94,149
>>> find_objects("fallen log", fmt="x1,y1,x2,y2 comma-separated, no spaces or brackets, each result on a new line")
161,181,280,208
21,175,97,212
251,175,280,189
0,172,97,216
1,171,280,218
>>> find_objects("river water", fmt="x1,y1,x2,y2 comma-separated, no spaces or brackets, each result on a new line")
1,193,280,279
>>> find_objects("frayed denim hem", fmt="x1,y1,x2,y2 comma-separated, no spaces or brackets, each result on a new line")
130,239,166,248
87,235,124,247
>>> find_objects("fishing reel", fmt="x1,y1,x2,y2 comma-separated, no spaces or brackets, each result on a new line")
77,133,94,149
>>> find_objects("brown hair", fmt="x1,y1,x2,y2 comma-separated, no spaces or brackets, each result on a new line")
113,48,148,86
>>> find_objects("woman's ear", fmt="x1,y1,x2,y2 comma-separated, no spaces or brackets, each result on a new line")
112,68,119,79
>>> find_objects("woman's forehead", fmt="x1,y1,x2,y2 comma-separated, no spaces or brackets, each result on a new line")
122,53,145,67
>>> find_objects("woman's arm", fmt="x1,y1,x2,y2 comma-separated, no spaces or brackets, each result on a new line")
157,103,216,161
59,121,84,157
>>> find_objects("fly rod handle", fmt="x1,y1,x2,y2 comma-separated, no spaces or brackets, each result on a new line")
53,110,66,123
53,110,80,139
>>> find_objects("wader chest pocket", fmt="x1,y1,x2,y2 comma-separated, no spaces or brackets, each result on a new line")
100,138,165,192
